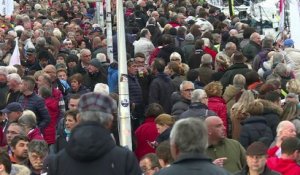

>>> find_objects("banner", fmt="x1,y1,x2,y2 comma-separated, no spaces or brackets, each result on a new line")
279,0,285,31
289,0,300,49
9,38,21,66
0,0,14,16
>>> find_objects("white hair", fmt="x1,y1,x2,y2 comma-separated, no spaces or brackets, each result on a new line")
94,83,110,95
6,66,18,74
7,73,22,83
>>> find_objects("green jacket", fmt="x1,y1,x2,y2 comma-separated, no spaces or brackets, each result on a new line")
206,138,246,173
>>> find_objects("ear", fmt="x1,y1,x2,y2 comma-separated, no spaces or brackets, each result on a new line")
0,164,5,172
76,114,81,123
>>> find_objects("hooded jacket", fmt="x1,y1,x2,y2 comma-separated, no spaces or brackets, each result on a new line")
48,122,141,175
267,157,300,175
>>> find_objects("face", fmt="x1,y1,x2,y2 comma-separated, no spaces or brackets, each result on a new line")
71,80,80,92
64,42,73,49
7,79,17,90
139,158,157,175
135,57,145,68
226,45,237,57
7,111,22,122
280,123,296,139
39,59,48,68
57,71,67,81
181,83,194,100
200,94,209,105
6,125,22,145
81,51,91,64
252,34,261,45
65,115,78,131
208,118,226,140
87,65,99,74
170,58,181,64
56,57,66,65
68,61,77,69
12,140,28,159
26,54,36,63
156,124,169,134
28,152,46,171
128,63,138,75
164,66,172,76
246,155,266,173
43,67,57,82
68,98,79,110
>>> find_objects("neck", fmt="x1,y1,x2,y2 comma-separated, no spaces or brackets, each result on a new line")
23,90,33,96
208,138,222,146
12,154,27,164
249,168,264,175
280,154,294,160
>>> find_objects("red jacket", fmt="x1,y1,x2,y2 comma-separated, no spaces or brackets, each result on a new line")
267,157,300,175
28,128,44,141
134,117,159,160
0,127,5,147
207,96,228,133
43,88,61,144
267,146,280,157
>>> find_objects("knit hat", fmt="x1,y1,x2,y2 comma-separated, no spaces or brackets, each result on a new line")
78,92,117,114
185,33,194,41
246,141,268,155
284,39,294,47
89,58,102,70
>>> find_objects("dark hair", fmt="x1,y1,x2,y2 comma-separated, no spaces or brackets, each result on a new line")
145,103,164,118
64,109,79,121
28,140,48,157
161,34,174,45
69,73,83,84
69,93,81,100
245,71,260,87
194,39,205,50
0,151,12,173
156,141,174,165
140,28,150,38
232,51,245,63
22,76,36,91
264,91,281,103
243,27,256,39
141,153,161,169
11,135,29,149
281,137,300,155
153,58,166,73
134,52,145,59
186,69,199,81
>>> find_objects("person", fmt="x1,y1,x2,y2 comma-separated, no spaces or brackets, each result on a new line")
267,120,296,158
53,110,79,153
27,140,48,175
0,151,11,175
171,81,194,117
6,73,22,104
155,118,230,175
10,135,29,165
267,137,300,175
133,28,155,64
134,103,163,160
179,89,216,119
48,92,141,175
83,58,107,90
18,76,50,133
155,114,175,144
67,73,90,97
139,153,161,175
5,123,25,150
1,102,23,124
18,110,44,141
242,32,262,62
149,58,176,114
155,141,174,168
205,116,246,173
234,141,280,175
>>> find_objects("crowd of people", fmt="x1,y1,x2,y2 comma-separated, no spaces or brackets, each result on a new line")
0,0,300,174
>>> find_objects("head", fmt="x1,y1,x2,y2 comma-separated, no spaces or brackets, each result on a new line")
27,140,48,172
191,89,208,105
246,142,268,174
156,141,174,168
139,153,161,175
247,100,264,116
134,53,146,68
43,65,57,83
10,135,29,162
88,58,102,74
7,73,22,91
18,110,37,133
204,81,223,97
145,103,164,118
250,32,261,45
68,94,81,110
0,151,11,174
140,28,151,40
80,49,92,64
170,118,208,160
233,74,246,89
286,79,300,95
152,58,166,74
37,73,52,89
179,81,195,100
276,120,296,140
155,114,175,134
281,101,300,121
56,69,68,81
164,62,183,76
169,52,182,64
281,137,300,160
205,116,226,144
77,92,117,129
1,102,23,122
69,73,83,92
232,51,246,64
20,76,36,94
127,58,138,75
6,123,25,146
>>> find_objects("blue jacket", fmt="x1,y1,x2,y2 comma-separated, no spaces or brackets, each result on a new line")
18,92,50,132
108,65,118,93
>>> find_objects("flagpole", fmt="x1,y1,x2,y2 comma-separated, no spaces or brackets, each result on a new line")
96,0,104,28
106,0,114,63
116,0,132,150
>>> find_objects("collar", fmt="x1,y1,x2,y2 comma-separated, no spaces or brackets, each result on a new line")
174,152,212,164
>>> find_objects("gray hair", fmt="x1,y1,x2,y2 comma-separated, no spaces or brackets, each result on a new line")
274,63,288,77
233,74,246,89
7,73,22,83
80,49,91,58
36,37,46,47
79,111,113,128
0,66,8,77
191,89,207,103
28,140,48,157
18,110,37,129
94,83,109,95
8,122,25,136
6,66,18,74
179,81,194,91
276,120,295,137
170,118,208,154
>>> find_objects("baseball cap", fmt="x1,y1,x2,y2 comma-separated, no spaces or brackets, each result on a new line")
284,39,294,47
1,102,23,113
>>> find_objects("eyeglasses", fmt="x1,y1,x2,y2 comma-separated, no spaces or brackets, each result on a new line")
183,88,194,92
171,58,180,61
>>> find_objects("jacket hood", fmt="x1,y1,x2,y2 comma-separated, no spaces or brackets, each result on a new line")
242,116,267,125
66,121,116,162
223,85,241,102
256,99,283,116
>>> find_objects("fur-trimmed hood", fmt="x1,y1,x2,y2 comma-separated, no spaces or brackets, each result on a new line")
256,99,283,116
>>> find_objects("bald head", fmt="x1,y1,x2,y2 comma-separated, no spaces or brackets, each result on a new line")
205,116,226,144
277,120,296,138
43,65,57,82
250,32,261,45
205,116,222,127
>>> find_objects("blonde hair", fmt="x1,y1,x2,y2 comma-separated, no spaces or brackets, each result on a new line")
155,114,175,127
204,81,223,97
286,79,300,94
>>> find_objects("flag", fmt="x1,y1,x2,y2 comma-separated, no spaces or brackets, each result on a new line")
289,0,300,49
279,0,285,31
9,38,21,66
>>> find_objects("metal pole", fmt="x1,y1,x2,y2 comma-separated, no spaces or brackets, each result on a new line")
106,0,114,63
116,0,132,150
97,0,105,28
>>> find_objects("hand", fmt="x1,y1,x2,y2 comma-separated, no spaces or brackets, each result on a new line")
213,157,227,167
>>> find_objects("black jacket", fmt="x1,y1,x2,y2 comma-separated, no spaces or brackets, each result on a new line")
155,153,230,175
240,116,273,148
234,165,281,175
48,122,141,175
179,102,216,120
220,63,251,88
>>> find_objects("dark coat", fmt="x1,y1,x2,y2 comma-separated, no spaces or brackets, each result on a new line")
48,122,141,175
240,116,274,148
220,63,251,88
18,92,50,132
242,40,262,61
188,49,204,69
149,73,176,114
171,97,190,117
128,74,143,105
155,153,230,175
198,66,214,85
83,71,107,91
234,165,281,175
179,102,216,120
158,45,184,63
